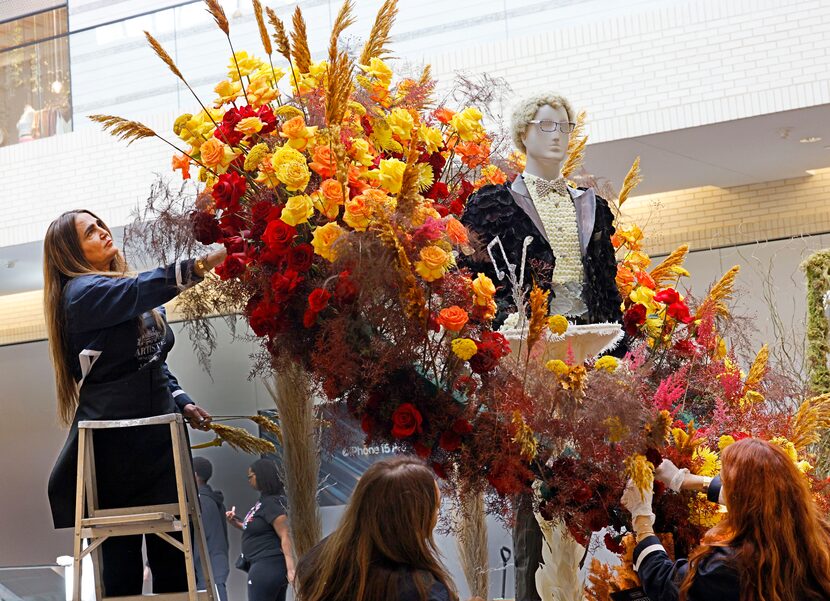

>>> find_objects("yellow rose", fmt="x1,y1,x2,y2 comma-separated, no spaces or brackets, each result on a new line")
414,245,451,282
344,196,372,231
418,126,444,153
246,75,279,108
547,314,569,335
276,161,311,192
545,359,569,377
594,355,618,373
373,158,406,194
214,80,242,107
173,113,192,136
358,57,392,88
312,222,345,262
472,273,495,305
717,435,736,452
349,138,375,166
280,116,318,152
451,338,478,361
228,51,264,80
450,107,484,142
235,117,264,136
387,108,415,140
280,194,314,226
271,145,306,165
630,286,657,312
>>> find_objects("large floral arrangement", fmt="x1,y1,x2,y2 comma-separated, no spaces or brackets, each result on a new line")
98,0,830,576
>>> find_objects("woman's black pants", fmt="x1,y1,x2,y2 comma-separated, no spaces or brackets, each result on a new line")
101,533,187,596
247,556,288,601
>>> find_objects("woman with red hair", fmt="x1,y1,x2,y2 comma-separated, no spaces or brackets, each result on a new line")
622,437,830,601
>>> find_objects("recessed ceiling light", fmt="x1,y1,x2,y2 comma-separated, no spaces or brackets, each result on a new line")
799,136,822,143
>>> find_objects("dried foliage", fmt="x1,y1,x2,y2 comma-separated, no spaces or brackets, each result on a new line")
209,422,275,454
358,0,398,65
252,0,271,56
89,114,157,145
791,393,830,451
617,156,642,207
455,489,488,598
291,7,312,73
649,244,689,287
696,265,740,320
266,7,292,62
204,0,229,35
143,31,184,80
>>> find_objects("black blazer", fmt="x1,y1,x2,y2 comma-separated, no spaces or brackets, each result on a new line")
460,175,622,327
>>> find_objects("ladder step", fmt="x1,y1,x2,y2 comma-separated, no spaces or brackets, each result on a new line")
101,592,212,601
83,512,177,527
81,519,183,539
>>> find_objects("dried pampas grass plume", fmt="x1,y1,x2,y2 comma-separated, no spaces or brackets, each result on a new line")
252,0,271,55
89,114,156,145
291,7,312,73
209,423,276,454
696,265,740,319
204,0,229,35
791,393,830,451
143,31,184,81
649,244,689,287
455,490,489,598
325,1,356,126
266,6,292,61
359,0,398,65
617,156,642,207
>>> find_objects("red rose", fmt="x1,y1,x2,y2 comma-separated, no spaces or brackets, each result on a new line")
390,403,423,438
302,308,317,328
189,210,223,245
211,171,247,211
361,414,374,435
271,269,302,302
427,181,449,200
334,271,359,305
214,253,246,280
431,461,448,480
439,430,461,452
247,297,279,337
654,288,680,305
256,104,277,134
451,418,473,435
413,442,431,459
469,348,498,374
308,288,331,313
287,244,314,272
262,219,296,251
250,200,282,239
623,303,648,336
667,301,693,324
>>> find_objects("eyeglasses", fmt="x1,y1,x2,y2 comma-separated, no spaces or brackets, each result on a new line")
247,473,255,479
527,120,576,133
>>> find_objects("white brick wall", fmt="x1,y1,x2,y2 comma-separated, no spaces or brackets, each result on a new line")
2,0,829,247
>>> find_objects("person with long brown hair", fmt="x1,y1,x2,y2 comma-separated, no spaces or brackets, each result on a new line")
622,437,830,601
44,209,226,596
295,456,483,601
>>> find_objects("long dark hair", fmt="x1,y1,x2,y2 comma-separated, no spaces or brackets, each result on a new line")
43,210,128,425
680,438,830,601
295,456,459,601
250,458,284,496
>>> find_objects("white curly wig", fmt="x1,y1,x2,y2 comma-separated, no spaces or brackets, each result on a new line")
510,93,575,153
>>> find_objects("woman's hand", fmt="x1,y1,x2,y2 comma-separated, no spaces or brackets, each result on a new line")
621,478,656,542
654,459,689,492
287,568,296,584
225,506,242,529
194,247,228,277
183,404,212,431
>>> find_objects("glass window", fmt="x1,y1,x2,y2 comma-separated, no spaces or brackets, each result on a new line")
0,5,72,147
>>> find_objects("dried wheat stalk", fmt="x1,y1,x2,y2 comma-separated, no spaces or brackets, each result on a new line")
455,489,489,598
358,0,398,65
291,7,312,73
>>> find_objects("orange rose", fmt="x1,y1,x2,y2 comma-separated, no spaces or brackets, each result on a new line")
445,217,469,245
344,196,372,231
309,145,337,178
471,273,495,305
320,179,345,205
437,306,469,332
200,137,225,168
414,245,451,282
280,116,317,151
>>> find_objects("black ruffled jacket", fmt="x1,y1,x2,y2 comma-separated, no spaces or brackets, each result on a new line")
460,176,622,328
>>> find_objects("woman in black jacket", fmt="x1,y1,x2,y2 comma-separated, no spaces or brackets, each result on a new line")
622,438,830,601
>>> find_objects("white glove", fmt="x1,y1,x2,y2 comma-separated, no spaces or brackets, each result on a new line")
654,459,689,493
621,478,655,527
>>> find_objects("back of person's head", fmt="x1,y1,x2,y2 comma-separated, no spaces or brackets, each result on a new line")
250,458,284,496
296,456,458,601
43,209,128,426
681,438,830,601
193,456,213,483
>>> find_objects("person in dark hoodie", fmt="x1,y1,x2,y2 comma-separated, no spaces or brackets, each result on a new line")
193,456,230,601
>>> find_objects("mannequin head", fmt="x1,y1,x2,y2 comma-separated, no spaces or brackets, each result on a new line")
511,93,575,179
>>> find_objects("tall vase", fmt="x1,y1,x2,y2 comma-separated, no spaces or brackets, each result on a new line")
456,489,489,598
265,361,322,557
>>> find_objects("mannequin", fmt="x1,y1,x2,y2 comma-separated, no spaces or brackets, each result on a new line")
460,93,623,601
17,104,36,143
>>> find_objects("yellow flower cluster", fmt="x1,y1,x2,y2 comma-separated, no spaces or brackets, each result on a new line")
548,314,569,336
451,338,478,361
